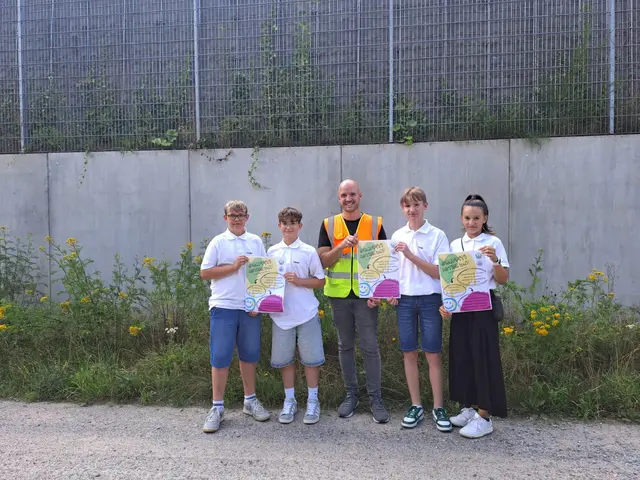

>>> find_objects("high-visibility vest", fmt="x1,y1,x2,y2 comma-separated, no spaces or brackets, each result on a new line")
323,213,382,298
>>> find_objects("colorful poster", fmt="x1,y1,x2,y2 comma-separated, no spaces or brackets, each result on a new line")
244,256,285,313
438,251,492,313
357,240,401,299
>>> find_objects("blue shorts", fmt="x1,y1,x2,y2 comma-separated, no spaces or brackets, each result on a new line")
395,293,443,353
209,307,261,368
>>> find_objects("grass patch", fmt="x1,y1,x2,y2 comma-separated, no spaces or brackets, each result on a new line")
0,229,638,420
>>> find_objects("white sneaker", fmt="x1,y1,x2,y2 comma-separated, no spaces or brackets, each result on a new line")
450,407,477,428
459,412,493,439
243,398,271,422
279,398,298,424
303,400,321,425
202,406,223,433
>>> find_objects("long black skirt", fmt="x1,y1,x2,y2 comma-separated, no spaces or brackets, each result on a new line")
448,308,508,418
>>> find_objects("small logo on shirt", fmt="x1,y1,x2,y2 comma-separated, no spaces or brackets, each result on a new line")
279,260,284,265
293,260,300,264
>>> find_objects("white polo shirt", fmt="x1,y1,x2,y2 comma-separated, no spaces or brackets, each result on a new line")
201,229,266,310
450,233,510,290
391,219,450,296
267,238,325,330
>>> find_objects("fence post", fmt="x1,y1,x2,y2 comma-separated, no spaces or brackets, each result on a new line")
17,0,28,152
608,0,615,134
388,0,394,143
193,0,201,143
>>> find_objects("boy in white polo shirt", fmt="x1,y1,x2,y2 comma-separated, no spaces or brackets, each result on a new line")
268,207,326,425
201,200,271,433
389,187,453,432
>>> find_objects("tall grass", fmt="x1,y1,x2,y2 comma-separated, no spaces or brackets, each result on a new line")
0,229,638,420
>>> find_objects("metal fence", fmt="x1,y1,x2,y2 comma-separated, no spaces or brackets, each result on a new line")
1,0,638,154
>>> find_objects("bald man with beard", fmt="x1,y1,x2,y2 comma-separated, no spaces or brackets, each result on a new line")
317,180,389,424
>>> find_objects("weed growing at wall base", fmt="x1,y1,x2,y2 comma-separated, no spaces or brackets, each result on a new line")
0,230,638,420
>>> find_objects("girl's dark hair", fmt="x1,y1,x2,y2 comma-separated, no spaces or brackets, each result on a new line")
461,194,495,235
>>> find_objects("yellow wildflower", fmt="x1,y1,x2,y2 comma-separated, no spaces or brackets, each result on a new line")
587,274,597,281
185,242,194,250
60,301,71,312
0,225,6,230
26,289,33,295
552,320,560,327
66,237,77,247
40,296,48,303
119,292,127,299
45,235,52,243
533,321,543,327
142,257,156,267
550,305,556,311
545,316,551,321
503,327,514,336
565,313,572,321
194,256,203,264
554,313,561,319
261,232,271,237
536,328,549,336
0,324,7,331
392,337,396,342
80,296,90,304
128,325,142,337
39,246,45,252
319,310,325,318
530,310,537,319
608,292,615,298
0,307,5,320
540,307,548,313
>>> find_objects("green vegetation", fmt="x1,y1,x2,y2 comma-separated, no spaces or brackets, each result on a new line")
1,228,638,420
1,11,638,154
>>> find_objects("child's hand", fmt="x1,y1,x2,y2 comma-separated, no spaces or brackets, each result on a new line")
248,311,259,317
394,241,414,258
233,256,249,271
439,305,452,319
284,272,302,286
387,297,398,306
479,246,498,263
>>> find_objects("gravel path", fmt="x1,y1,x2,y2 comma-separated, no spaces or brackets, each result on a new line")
1,400,638,479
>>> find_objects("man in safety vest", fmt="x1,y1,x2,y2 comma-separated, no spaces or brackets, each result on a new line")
317,179,389,423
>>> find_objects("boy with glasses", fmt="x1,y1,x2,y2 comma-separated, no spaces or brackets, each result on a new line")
201,200,271,433
268,207,326,424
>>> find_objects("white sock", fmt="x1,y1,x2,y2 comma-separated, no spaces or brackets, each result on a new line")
284,387,295,400
413,404,423,409
244,393,256,403
213,400,224,414
308,386,318,402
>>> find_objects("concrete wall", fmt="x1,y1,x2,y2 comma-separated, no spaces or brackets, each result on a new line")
1,135,638,305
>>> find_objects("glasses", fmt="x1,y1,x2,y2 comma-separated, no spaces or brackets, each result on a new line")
280,222,300,228
226,214,247,220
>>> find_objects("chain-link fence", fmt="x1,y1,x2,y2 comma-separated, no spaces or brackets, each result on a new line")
1,0,638,154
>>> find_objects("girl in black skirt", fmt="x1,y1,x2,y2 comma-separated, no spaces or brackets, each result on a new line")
440,194,509,439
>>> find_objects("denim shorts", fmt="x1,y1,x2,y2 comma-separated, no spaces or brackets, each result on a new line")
209,307,261,368
270,315,325,368
395,293,443,353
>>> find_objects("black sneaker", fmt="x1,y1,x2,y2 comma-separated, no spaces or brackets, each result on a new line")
432,407,453,432
370,397,390,424
337,393,359,418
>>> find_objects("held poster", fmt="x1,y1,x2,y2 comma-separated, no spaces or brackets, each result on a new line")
356,240,401,299
437,251,492,313
244,256,285,313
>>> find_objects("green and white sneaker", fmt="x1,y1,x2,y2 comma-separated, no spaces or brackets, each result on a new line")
432,407,453,432
401,405,424,428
